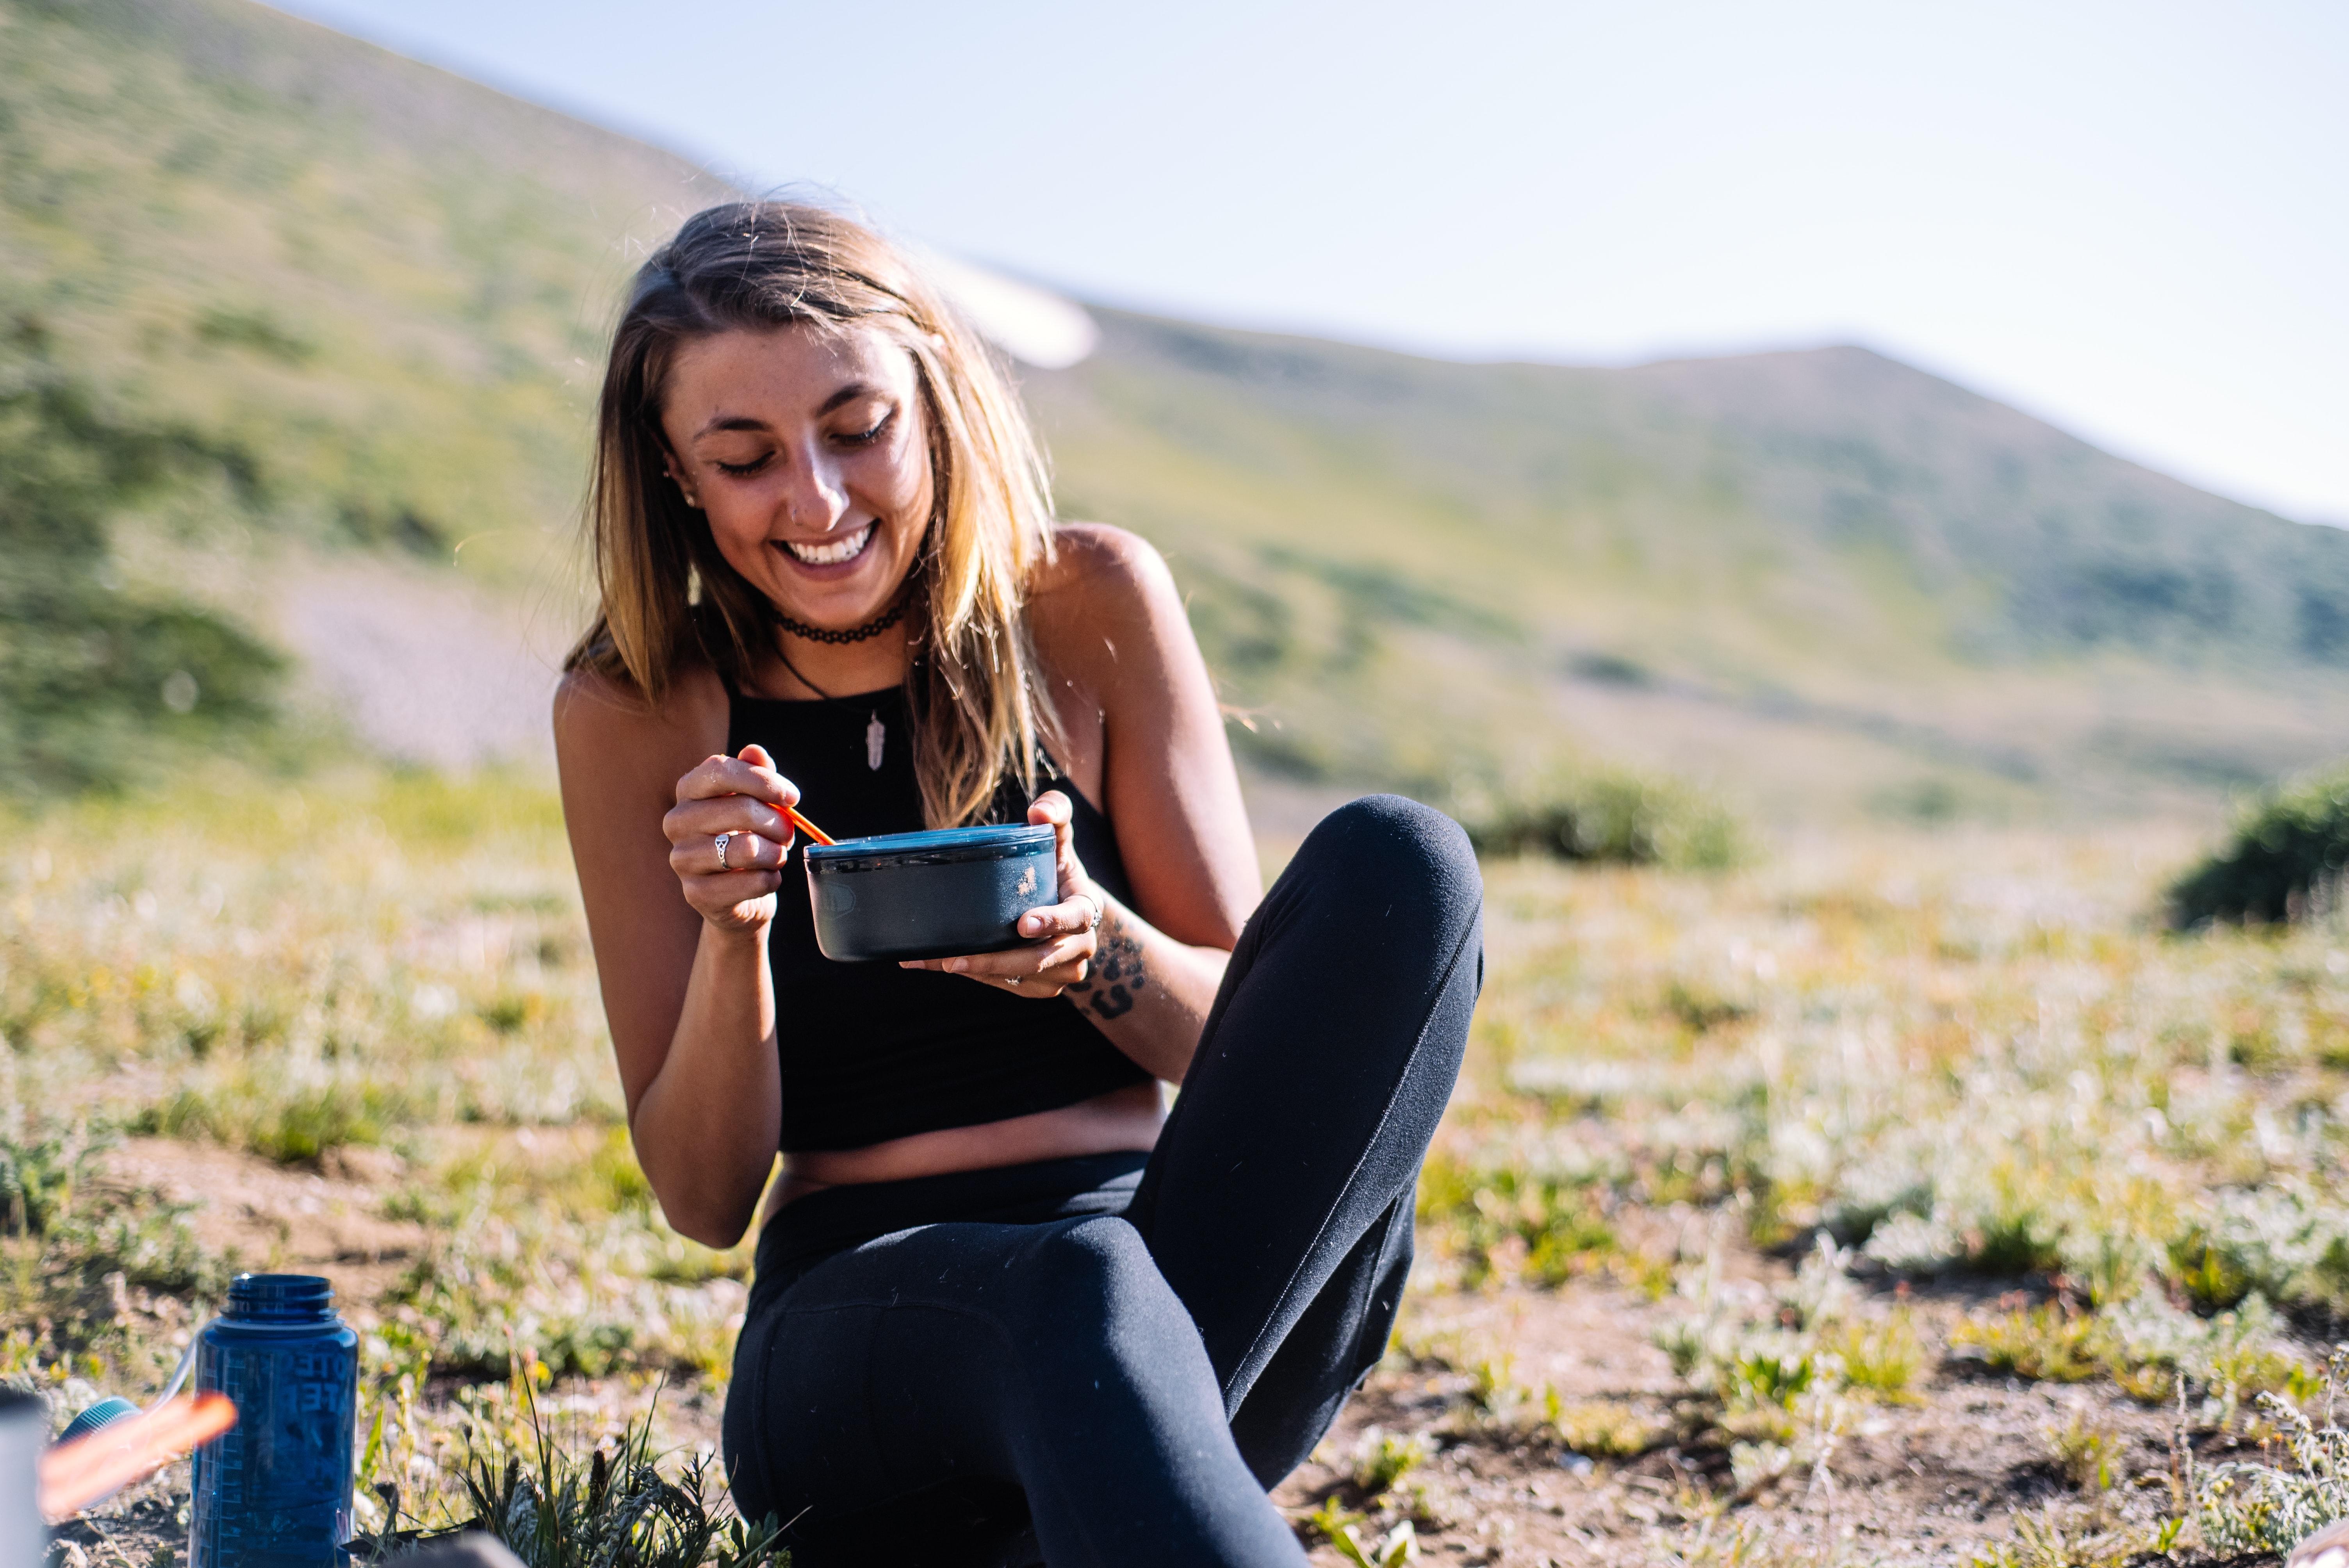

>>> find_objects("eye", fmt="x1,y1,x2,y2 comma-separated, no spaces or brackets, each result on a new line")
712,453,771,476
834,409,894,447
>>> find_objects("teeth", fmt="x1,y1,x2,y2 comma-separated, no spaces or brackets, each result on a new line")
783,525,873,566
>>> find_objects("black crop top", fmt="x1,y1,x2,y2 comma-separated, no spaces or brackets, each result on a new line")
728,683,1152,1152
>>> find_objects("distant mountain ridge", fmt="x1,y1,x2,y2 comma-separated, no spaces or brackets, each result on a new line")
1026,314,2349,814
7,0,2346,818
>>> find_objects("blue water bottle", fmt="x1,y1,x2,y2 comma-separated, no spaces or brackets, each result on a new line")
188,1273,359,1568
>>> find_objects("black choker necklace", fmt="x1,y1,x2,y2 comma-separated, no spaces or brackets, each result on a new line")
776,596,908,645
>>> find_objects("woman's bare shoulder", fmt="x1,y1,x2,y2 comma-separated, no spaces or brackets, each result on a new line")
553,663,731,799
1035,521,1171,590
1029,523,1184,659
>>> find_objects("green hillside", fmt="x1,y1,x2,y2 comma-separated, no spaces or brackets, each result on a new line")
7,0,2347,820
1026,315,2349,816
0,0,725,571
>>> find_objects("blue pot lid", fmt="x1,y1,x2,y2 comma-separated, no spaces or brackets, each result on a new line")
806,822,1053,867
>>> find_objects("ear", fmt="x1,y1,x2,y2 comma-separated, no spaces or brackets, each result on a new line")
658,454,701,510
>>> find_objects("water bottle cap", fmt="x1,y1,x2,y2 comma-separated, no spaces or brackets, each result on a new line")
225,1272,335,1322
59,1396,141,1444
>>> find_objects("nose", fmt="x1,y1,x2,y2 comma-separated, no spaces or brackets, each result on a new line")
781,442,851,532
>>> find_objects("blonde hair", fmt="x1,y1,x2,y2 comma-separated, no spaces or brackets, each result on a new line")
567,202,1058,827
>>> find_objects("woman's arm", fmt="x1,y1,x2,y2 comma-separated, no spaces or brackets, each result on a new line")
553,669,801,1246
904,525,1259,1082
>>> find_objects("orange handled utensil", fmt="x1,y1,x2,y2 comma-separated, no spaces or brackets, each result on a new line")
39,1392,237,1522
788,806,836,846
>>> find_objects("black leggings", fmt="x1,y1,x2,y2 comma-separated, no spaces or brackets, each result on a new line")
722,796,1483,1567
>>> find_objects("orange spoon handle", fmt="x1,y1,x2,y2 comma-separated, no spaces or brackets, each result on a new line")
39,1392,237,1522
788,806,836,846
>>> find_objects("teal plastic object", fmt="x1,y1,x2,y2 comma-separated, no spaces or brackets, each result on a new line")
804,823,1059,962
57,1396,140,1445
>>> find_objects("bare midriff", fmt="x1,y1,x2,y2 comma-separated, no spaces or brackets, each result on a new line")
757,1081,1165,1225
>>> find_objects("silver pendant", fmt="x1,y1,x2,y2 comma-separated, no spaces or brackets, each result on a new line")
866,711,885,771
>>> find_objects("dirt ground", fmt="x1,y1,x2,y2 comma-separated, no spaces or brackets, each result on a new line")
44,1136,2298,1568
1271,1277,2209,1568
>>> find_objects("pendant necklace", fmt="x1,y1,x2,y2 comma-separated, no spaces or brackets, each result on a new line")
772,585,914,772
772,642,887,772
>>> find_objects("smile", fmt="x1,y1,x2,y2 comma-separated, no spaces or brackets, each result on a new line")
780,524,875,567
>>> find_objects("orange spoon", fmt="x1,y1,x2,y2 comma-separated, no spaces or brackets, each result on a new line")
788,805,836,846
39,1392,237,1522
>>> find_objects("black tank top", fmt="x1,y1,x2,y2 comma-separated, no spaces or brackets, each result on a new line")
727,682,1152,1152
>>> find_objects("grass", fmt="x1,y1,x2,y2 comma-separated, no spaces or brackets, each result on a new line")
25,771,2349,1555
0,768,618,1158
1,769,750,1531
1952,1304,2103,1384
352,1383,786,1565
1547,1397,1663,1458
1447,817,2349,1345
1827,1309,1924,1401
1350,1429,1430,1498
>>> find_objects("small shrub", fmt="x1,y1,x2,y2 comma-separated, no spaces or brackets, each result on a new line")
1966,1507,2148,1568
59,1199,233,1296
1662,980,1753,1035
1417,1158,1617,1289
1308,1504,1418,1568
1299,1495,1366,1550
478,991,545,1036
1831,1311,1924,1401
1467,1354,1521,1416
1966,1211,2066,1277
251,1086,392,1164
1725,1351,1814,1410
2196,1365,2349,1551
1952,1303,2101,1383
1546,1395,1660,1458
145,1080,403,1165
1352,1429,1431,1497
1459,770,1741,869
2043,1411,2123,1491
2161,1230,2255,1314
2171,762,2349,927
0,1117,104,1236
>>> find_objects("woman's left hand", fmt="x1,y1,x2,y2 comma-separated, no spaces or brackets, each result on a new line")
899,790,1103,998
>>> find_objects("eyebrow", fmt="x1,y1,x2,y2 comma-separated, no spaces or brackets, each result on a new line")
691,382,884,440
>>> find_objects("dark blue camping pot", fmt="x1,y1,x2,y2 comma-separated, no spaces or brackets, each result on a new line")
188,1273,358,1568
805,823,1059,962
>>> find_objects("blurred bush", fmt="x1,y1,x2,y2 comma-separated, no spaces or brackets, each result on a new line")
2170,761,2349,926
1456,768,1742,869
0,333,285,796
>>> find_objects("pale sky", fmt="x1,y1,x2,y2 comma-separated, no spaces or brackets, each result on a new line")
270,0,2349,526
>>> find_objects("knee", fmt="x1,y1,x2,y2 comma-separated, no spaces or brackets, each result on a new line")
1297,795,1481,928
1017,1216,1169,1320
1015,1216,1201,1366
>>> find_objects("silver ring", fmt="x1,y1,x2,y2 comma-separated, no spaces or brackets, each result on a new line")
1078,893,1104,931
714,832,733,871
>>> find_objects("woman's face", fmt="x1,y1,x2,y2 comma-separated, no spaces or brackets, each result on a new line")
657,323,933,631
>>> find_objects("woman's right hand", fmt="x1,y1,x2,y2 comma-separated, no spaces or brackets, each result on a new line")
664,743,798,932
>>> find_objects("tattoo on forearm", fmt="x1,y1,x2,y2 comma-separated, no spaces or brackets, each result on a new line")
1068,910,1148,1021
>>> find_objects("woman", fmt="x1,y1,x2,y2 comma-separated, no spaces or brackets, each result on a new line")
554,202,1482,1568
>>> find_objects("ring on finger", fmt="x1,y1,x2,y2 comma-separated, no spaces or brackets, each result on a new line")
714,832,733,871
1075,893,1104,932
